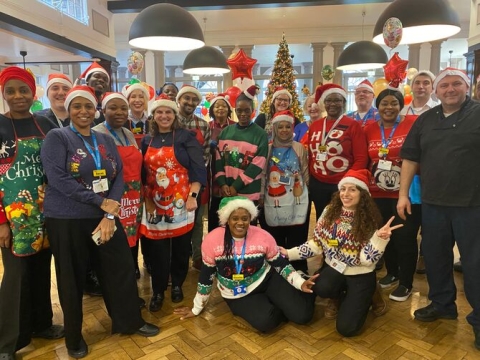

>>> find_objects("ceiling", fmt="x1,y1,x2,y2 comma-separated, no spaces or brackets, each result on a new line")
0,0,471,71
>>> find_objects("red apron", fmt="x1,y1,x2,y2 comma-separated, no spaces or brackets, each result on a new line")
117,145,143,247
139,133,194,239
191,117,209,205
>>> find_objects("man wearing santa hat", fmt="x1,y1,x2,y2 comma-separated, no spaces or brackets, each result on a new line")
78,62,110,125
35,73,73,127
347,80,380,128
398,68,480,350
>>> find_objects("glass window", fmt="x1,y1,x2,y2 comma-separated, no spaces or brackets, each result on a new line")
38,0,89,25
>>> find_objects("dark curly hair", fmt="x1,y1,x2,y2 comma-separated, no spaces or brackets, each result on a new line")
322,187,383,246
208,98,232,120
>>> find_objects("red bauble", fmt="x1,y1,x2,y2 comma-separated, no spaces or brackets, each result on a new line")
404,93,413,105
383,52,409,88
225,86,242,107
201,107,208,116
226,49,257,80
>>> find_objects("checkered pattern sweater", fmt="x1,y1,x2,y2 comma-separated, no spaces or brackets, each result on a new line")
287,207,389,275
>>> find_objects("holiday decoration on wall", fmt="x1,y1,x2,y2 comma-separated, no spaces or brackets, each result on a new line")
383,17,403,50
260,34,304,121
226,49,257,81
127,52,145,75
321,65,335,81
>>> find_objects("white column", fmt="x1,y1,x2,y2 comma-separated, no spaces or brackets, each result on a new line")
311,42,328,89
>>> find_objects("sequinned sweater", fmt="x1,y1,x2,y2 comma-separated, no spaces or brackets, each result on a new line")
287,207,389,275
192,225,305,315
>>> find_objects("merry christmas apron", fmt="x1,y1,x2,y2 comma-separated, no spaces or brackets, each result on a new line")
264,147,308,227
139,134,194,239
0,119,48,256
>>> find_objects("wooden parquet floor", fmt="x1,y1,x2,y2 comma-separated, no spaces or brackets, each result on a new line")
1,217,478,359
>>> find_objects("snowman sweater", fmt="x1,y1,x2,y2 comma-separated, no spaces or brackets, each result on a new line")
287,207,389,275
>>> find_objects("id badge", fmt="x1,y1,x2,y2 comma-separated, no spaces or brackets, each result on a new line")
92,178,109,193
330,258,347,274
232,274,244,281
378,159,392,171
233,284,247,296
93,169,106,177
271,156,280,163
327,239,339,247
318,145,327,152
279,175,291,185
316,152,327,162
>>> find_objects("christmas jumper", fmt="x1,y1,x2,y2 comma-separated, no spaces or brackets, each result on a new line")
215,123,268,201
192,225,305,315
178,114,211,165
308,116,368,184
346,107,380,128
287,207,389,275
364,118,415,198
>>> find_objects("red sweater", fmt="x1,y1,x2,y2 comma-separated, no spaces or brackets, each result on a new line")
364,118,415,198
308,115,368,184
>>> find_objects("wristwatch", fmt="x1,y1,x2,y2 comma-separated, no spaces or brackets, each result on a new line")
189,192,198,199
105,213,115,220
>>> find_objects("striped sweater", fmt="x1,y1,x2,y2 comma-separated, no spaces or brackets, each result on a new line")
215,123,268,200
287,207,389,275
192,226,305,315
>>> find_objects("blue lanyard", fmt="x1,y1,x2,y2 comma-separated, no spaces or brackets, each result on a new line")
331,222,338,239
232,237,247,275
70,124,102,170
380,117,400,150
104,122,130,146
355,108,377,127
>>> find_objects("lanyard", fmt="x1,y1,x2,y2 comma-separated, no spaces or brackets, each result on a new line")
331,222,338,239
232,237,247,275
70,124,102,171
380,117,400,150
321,115,343,146
104,122,130,146
355,108,376,127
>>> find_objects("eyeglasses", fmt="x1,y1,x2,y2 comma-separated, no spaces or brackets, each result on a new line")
275,98,290,103
324,99,344,105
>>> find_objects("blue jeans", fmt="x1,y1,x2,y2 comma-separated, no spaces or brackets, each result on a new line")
422,203,480,329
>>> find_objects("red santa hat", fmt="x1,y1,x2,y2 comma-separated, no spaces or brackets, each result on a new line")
433,67,469,91
315,84,347,105
244,85,259,100
356,79,374,93
124,83,150,100
79,62,110,83
272,110,294,126
411,70,435,85
151,93,178,114
210,92,232,110
272,86,292,102
176,84,202,102
46,73,73,94
101,92,128,110
337,169,372,195
64,85,100,119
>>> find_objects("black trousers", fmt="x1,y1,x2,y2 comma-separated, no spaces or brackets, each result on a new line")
0,248,53,353
144,230,192,294
308,178,338,220
46,217,144,350
313,264,376,337
224,269,315,332
208,196,222,233
374,199,421,289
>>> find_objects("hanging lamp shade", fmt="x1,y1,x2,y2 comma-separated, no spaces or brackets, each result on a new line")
372,0,460,45
129,4,205,51
337,41,388,71
183,46,230,75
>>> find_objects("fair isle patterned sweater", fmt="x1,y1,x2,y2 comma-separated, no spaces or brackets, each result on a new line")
287,207,389,275
192,226,305,315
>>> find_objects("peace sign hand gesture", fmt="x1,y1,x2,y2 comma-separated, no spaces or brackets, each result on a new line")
376,216,403,240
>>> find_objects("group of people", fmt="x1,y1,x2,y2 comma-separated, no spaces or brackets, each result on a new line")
1,60,480,360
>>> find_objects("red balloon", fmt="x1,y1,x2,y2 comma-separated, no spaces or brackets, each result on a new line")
383,52,409,88
201,107,208,116
148,85,155,101
226,49,257,81
225,86,242,108
404,93,413,105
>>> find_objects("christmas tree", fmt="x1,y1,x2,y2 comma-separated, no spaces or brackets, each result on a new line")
260,34,304,121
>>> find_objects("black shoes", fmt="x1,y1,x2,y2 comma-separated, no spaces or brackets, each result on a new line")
32,324,65,339
84,272,102,297
135,268,141,279
67,338,88,359
149,293,164,312
0,353,15,360
139,297,146,309
474,328,480,350
414,303,457,322
136,322,160,337
171,286,184,303
453,260,463,273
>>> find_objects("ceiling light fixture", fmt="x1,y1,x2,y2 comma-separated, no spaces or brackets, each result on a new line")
337,11,388,71
129,3,205,51
372,0,460,45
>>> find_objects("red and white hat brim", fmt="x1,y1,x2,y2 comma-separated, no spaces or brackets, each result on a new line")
272,114,294,125
46,78,72,93
101,93,128,109
319,88,347,105
338,176,370,194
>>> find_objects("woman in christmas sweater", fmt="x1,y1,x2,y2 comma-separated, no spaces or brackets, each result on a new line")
174,196,317,332
214,93,268,205
364,89,419,302
259,110,309,273
0,66,63,360
281,169,402,337
308,84,368,220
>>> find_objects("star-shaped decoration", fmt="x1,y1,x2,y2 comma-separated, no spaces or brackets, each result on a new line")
383,52,408,88
226,49,257,81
